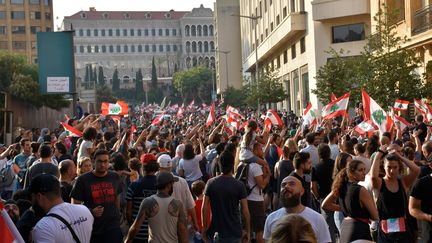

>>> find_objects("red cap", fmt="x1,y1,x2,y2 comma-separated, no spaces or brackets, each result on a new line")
140,153,156,165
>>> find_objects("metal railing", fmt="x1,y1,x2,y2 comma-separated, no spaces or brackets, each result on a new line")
413,4,432,35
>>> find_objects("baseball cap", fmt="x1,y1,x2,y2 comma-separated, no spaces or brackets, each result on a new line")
28,174,60,194
141,153,157,165
157,154,172,168
156,171,179,187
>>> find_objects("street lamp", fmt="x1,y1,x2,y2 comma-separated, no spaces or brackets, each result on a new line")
212,48,230,91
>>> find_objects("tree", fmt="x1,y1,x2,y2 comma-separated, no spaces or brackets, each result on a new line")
97,66,105,86
223,86,247,107
314,5,429,108
135,68,144,98
96,85,116,109
151,56,158,88
244,68,285,107
112,68,120,92
173,65,212,103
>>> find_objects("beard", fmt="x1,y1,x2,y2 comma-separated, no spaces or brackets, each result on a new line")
303,167,312,174
281,191,301,208
32,203,46,218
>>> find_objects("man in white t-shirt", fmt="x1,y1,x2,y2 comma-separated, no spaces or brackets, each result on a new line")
300,133,320,165
29,174,94,243
263,176,331,243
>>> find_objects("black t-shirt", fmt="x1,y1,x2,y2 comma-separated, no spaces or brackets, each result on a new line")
311,158,335,200
289,171,311,207
60,181,73,203
416,122,428,143
204,175,247,238
16,209,41,243
24,162,59,188
70,171,122,235
411,175,432,215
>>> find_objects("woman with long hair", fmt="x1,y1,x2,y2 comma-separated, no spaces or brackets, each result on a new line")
322,159,378,243
178,138,205,187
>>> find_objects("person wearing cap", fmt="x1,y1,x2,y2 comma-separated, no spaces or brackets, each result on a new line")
125,171,188,243
29,174,94,243
71,149,123,243
157,154,199,234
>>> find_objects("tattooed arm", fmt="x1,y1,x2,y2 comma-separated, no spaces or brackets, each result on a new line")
175,201,188,243
124,197,159,243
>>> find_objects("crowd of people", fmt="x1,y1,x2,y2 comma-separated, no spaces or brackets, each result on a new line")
0,102,432,243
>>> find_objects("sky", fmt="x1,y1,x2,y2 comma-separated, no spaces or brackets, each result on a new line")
53,0,215,30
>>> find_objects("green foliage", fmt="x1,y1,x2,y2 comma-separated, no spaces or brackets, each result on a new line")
96,85,116,109
147,87,164,104
97,66,105,86
223,86,247,107
172,65,213,103
314,5,429,108
151,56,157,88
0,51,69,109
135,68,144,98
243,68,285,107
112,68,120,92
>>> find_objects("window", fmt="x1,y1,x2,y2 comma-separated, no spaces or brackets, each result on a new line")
101,29,105,36
270,0,272,4
44,0,49,5
116,45,121,52
137,29,141,36
144,29,148,36
95,45,99,53
290,0,295,12
300,37,305,53
276,15,280,25
12,41,25,50
151,29,155,36
159,45,163,52
108,29,112,36
11,0,23,4
11,11,25,19
270,22,274,31
12,26,25,34
0,26,6,35
152,45,156,52
165,29,169,36
124,45,128,52
172,29,177,36
283,50,288,63
158,29,163,36
283,7,287,18
130,29,134,36
116,29,120,36
302,70,309,106
30,11,41,19
87,29,91,36
79,29,83,36
131,45,135,52
145,45,149,52
29,0,39,4
102,45,106,53
46,27,51,32
94,29,98,36
173,45,177,52
332,23,365,43
87,45,91,53
291,43,296,59
264,0,267,12
30,26,40,34
0,12,5,19
79,46,84,53
123,29,127,36
45,12,51,20
387,0,405,25
277,56,281,69
166,45,170,52
109,45,114,53
138,45,142,52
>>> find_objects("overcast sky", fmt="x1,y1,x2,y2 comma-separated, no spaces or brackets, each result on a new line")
53,0,215,29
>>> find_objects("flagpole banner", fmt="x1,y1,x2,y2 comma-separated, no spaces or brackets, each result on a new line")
322,92,350,120
362,89,391,133
393,99,409,111
303,102,317,126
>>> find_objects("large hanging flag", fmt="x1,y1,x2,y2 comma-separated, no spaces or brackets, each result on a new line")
60,122,82,137
321,92,350,120
362,89,391,133
264,109,284,127
354,120,376,134
303,102,317,126
0,201,25,243
393,99,409,111
206,103,216,127
101,100,129,116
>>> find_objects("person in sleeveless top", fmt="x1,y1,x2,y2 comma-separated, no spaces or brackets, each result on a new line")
125,172,188,243
371,144,420,242
322,160,378,243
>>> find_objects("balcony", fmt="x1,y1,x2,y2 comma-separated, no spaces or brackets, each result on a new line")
312,0,369,21
413,5,432,35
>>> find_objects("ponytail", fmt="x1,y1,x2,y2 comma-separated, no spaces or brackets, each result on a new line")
331,168,348,197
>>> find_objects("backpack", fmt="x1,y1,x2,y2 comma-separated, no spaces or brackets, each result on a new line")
0,160,15,189
235,161,257,195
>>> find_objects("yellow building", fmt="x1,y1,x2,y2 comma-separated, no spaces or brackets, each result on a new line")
0,0,53,63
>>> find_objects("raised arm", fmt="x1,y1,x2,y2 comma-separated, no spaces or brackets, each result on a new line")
370,145,387,190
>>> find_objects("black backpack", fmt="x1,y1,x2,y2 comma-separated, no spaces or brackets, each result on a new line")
235,161,256,195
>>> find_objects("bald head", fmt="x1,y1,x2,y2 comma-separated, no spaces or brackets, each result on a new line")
58,159,76,180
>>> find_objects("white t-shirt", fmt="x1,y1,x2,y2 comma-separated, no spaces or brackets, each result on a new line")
263,207,331,243
32,202,94,243
173,175,196,216
247,163,264,201
329,144,340,161
77,140,93,159
179,155,203,181
300,145,319,165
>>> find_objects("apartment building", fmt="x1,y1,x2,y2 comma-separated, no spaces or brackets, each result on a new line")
239,0,370,114
0,0,53,63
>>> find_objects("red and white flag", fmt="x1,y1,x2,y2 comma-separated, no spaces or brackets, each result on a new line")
151,114,164,126
303,102,317,126
64,114,70,122
60,122,82,137
414,99,432,122
393,113,410,130
0,202,25,243
224,116,239,135
187,99,195,110
226,105,244,120
362,89,392,134
354,120,376,134
322,92,350,120
177,107,184,119
393,99,409,111
264,109,283,127
111,115,121,128
101,100,129,116
330,93,337,102
206,103,216,127
130,125,136,141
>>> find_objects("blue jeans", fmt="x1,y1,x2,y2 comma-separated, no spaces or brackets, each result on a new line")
334,211,344,234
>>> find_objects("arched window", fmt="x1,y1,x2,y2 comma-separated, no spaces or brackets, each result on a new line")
204,57,210,67
185,25,190,36
204,41,209,52
198,56,203,65
197,25,202,36
203,25,208,36
192,57,197,66
198,41,203,53
186,41,191,53
209,41,214,51
186,57,191,68
123,75,130,83
191,25,196,36
192,41,197,53
210,57,215,68
209,25,214,36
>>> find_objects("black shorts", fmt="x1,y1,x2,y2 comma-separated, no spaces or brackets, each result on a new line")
247,200,265,232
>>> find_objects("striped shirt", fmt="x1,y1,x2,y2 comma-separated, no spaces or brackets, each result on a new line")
126,175,157,242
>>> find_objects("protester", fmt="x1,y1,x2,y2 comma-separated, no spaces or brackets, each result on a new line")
58,159,77,203
24,144,59,188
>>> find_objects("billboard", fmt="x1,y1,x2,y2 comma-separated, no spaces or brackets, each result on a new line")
37,31,75,94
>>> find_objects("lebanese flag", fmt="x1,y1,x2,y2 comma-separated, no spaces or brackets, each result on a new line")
303,102,317,126
151,114,164,126
0,202,25,243
130,125,136,141
177,107,184,119
60,122,82,137
101,100,129,116
354,120,376,134
330,92,337,102
414,99,432,122
362,89,392,133
226,105,244,120
393,113,410,130
206,103,216,127
393,99,409,111
64,114,70,122
265,109,283,127
111,115,121,128
187,99,195,110
322,92,350,120
224,116,239,135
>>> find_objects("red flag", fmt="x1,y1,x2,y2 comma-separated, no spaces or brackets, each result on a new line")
177,107,184,119
206,103,216,127
60,122,82,137
101,101,129,116
322,92,350,120
130,125,136,141
330,93,337,102
264,109,283,127
0,201,25,243
152,114,164,125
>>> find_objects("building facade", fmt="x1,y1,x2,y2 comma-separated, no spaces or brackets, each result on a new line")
214,0,243,94
0,0,53,63
239,0,370,114
62,5,215,91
